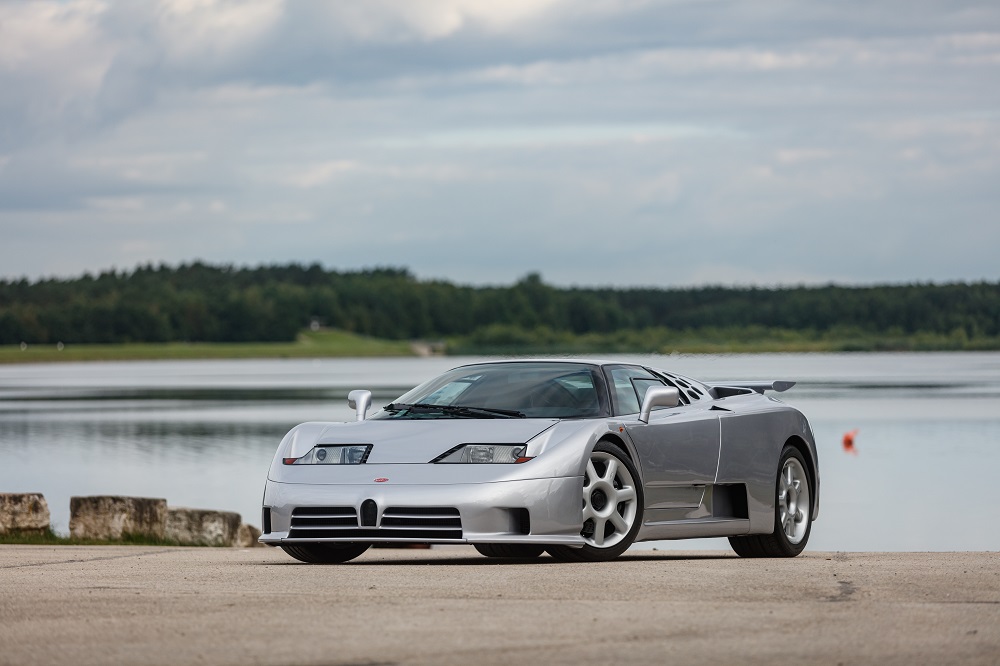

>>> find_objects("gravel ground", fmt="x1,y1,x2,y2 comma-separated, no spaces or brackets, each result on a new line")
1,545,998,665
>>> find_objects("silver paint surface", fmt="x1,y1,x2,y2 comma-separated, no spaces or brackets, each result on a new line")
260,359,819,548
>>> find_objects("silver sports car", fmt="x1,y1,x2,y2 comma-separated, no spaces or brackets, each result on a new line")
260,360,819,563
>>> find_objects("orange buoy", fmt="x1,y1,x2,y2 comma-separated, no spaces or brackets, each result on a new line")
842,429,859,455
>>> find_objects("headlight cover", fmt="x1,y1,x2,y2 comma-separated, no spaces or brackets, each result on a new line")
432,444,532,464
284,444,371,465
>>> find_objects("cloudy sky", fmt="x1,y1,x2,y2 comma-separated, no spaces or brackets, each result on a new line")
1,0,998,287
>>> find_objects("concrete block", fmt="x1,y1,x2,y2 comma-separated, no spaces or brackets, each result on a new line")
0,493,50,535
69,496,167,541
167,507,242,547
236,523,263,548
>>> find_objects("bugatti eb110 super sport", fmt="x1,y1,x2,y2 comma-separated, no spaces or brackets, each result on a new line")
260,360,819,563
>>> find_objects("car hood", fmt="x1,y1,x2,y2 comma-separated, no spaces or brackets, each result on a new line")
283,418,560,463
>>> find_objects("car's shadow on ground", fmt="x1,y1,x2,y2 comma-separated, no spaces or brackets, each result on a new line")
257,550,738,566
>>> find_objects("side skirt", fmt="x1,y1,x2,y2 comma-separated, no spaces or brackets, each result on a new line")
637,517,751,541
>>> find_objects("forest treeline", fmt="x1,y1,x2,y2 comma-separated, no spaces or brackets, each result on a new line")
1,262,999,350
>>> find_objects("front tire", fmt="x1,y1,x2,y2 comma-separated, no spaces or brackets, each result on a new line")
547,441,643,562
730,445,813,558
281,543,371,563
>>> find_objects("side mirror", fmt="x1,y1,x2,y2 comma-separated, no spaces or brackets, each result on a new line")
639,386,680,424
347,390,372,422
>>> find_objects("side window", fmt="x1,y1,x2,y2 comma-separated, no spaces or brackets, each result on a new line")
608,366,663,415
632,377,665,407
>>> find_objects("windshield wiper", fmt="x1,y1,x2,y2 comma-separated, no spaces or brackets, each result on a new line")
383,403,525,418
447,405,526,418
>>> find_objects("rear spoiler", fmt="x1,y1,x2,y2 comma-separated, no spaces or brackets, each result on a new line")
709,380,796,394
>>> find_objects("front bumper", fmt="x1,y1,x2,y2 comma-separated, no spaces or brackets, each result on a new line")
260,475,586,546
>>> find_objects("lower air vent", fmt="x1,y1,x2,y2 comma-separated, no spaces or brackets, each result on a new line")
287,506,462,540
512,508,530,535
380,507,463,539
289,506,358,538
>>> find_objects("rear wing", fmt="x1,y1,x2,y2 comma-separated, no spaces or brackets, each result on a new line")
708,380,796,395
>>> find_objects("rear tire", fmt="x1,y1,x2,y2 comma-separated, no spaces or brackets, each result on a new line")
729,445,812,558
474,544,545,559
546,441,643,562
281,543,370,563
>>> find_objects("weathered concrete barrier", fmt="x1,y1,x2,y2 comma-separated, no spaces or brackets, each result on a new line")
0,493,50,535
69,496,167,541
166,507,242,546
237,523,263,548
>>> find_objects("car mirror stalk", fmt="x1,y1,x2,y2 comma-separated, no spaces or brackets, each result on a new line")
639,386,680,423
348,390,372,421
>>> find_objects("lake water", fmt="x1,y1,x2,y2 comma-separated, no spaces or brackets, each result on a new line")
2,352,999,552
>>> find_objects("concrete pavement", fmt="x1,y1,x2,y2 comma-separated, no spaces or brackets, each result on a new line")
1,545,997,665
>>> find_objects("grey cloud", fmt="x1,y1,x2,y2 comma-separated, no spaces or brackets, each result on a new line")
0,0,997,286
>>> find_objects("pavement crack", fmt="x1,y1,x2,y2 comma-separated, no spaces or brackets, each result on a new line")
0,549,175,570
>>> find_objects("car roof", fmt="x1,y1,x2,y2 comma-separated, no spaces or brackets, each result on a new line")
454,358,648,369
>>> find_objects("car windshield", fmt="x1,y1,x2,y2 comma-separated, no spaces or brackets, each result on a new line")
374,362,607,419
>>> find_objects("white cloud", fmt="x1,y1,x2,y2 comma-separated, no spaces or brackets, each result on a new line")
72,152,209,183
313,0,563,42
84,196,145,212
775,149,835,165
156,0,283,61
282,161,361,189
0,1,113,135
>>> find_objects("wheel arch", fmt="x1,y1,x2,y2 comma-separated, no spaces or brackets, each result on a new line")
594,430,649,488
597,432,632,460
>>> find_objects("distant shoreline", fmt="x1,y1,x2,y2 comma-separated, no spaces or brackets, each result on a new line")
2,328,998,364
5,265,999,361
0,329,416,364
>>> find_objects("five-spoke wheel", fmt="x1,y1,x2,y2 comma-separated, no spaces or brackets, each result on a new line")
729,444,812,557
547,441,643,562
778,454,810,545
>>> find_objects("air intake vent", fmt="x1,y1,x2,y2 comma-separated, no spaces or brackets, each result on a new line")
289,507,358,538
379,507,462,539
360,500,378,527
512,508,530,535
287,506,462,540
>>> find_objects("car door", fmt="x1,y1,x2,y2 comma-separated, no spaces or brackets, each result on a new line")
607,365,721,519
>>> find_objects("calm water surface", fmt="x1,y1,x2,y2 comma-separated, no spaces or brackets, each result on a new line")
2,353,999,552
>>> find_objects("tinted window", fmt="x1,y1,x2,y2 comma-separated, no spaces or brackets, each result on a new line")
375,362,607,419
607,366,663,415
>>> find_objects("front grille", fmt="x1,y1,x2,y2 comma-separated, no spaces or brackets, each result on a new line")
291,506,358,523
287,506,462,540
380,507,463,539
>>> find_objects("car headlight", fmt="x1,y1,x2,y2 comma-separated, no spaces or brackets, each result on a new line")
433,444,532,464
283,444,371,465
